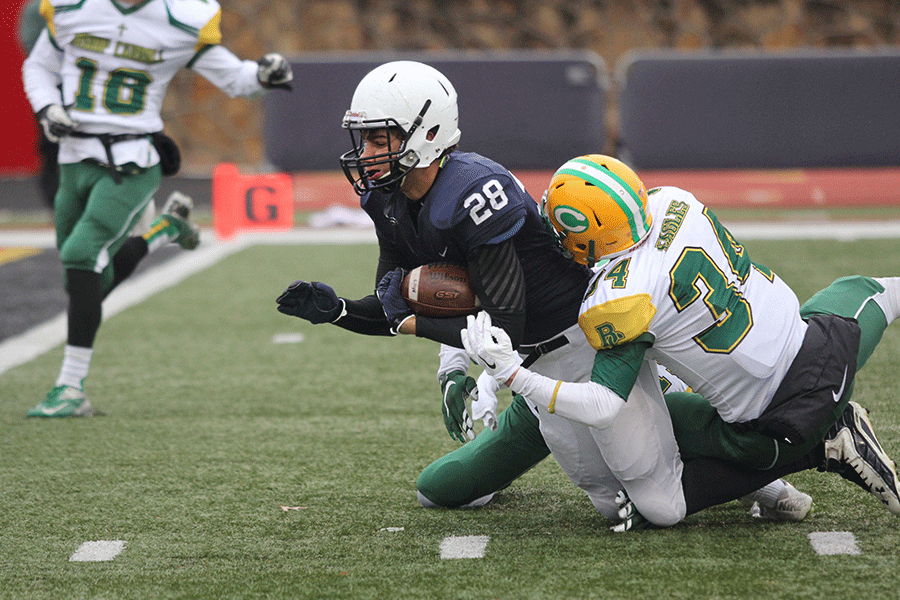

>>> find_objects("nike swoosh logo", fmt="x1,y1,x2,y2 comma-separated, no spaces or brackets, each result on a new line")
443,381,455,405
39,403,69,415
832,366,849,402
480,356,496,369
439,247,448,257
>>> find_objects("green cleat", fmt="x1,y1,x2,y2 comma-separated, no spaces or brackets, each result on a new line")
145,191,199,250
26,385,94,418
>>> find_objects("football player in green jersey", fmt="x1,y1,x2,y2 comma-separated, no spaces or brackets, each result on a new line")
22,0,293,417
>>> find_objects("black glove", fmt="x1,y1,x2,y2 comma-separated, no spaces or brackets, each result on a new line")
257,53,293,91
376,268,412,334
276,281,344,323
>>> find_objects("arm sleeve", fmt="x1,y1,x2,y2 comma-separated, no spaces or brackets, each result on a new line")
591,337,653,399
190,44,264,98
508,369,626,430
328,236,397,336
437,345,470,379
507,338,652,429
330,295,391,336
18,0,45,53
21,29,63,112
466,239,527,347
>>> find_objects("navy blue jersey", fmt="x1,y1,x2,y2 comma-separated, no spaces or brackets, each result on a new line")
364,152,527,265
359,151,591,346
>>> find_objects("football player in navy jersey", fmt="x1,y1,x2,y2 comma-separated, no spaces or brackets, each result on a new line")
276,61,811,523
277,60,584,508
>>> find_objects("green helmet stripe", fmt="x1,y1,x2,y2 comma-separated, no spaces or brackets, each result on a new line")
556,167,640,242
556,158,649,243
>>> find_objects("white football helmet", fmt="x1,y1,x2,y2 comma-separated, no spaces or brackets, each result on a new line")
340,61,462,195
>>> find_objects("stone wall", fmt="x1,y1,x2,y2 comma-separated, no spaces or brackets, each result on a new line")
165,0,900,174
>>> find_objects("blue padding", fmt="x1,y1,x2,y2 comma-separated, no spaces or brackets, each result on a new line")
263,51,607,172
618,49,900,169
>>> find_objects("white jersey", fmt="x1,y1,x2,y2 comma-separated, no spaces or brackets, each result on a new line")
22,0,263,167
579,186,807,422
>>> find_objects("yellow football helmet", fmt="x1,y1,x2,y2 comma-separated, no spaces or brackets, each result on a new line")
541,154,651,267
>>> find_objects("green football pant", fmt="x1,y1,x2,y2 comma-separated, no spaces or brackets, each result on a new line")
667,276,889,469
55,161,160,294
417,394,550,507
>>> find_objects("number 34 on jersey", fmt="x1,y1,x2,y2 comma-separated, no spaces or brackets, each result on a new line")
578,186,781,356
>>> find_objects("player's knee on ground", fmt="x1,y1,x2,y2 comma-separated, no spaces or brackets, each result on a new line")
585,489,621,520
626,483,687,527
416,459,494,508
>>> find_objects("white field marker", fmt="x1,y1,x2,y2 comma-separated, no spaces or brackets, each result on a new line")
440,535,489,559
808,532,861,555
272,333,306,344
69,540,127,562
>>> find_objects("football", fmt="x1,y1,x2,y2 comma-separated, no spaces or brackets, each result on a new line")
402,263,479,318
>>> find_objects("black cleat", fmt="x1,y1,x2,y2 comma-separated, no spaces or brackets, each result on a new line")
822,401,900,515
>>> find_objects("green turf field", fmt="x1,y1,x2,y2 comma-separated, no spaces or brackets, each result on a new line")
2,238,899,599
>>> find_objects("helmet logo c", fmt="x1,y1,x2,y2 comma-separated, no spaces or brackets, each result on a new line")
553,205,590,233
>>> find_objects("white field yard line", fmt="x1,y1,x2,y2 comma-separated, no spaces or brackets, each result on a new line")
807,532,862,555
440,535,490,559
69,540,127,562
1,220,898,376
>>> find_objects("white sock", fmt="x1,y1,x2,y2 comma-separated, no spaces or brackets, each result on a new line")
56,345,93,389
872,277,900,324
744,479,787,509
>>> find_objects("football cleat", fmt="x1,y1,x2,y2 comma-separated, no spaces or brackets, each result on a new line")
144,192,198,250
160,191,199,250
26,385,94,418
822,401,900,515
162,190,192,220
759,482,813,522
610,490,651,533
740,481,812,522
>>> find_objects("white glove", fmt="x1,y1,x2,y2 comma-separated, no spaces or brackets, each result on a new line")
462,312,521,386
257,53,293,90
472,370,499,431
37,104,75,143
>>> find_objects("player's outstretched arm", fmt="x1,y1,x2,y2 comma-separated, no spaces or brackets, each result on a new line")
192,46,291,97
462,312,627,430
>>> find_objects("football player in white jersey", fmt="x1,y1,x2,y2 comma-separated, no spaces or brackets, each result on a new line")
464,154,900,527
22,0,292,417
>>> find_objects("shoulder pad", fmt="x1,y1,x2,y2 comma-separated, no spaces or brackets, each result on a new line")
163,0,222,41
579,294,656,351
430,153,528,230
